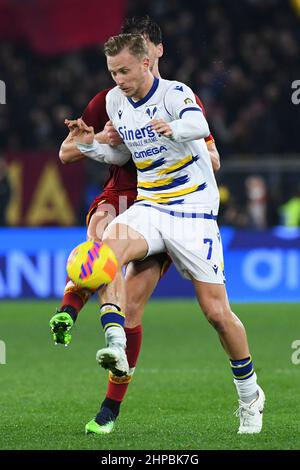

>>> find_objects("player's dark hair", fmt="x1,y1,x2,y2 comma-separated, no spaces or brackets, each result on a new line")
104,34,148,59
121,15,162,45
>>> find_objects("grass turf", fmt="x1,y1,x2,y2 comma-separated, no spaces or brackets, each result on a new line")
0,300,300,450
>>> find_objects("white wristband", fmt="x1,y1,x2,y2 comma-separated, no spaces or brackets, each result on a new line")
76,139,101,157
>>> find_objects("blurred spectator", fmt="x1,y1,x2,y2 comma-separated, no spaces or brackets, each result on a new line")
0,157,11,226
245,176,268,229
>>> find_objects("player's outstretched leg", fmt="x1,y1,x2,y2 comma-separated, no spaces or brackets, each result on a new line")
89,257,163,434
95,224,148,376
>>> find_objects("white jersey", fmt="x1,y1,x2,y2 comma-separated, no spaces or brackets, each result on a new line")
106,77,219,213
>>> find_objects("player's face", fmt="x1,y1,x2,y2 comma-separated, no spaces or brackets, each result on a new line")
107,48,150,99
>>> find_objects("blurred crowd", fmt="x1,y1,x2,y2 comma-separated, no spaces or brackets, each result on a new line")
0,0,300,226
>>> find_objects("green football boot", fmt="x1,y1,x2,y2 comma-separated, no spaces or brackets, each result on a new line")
85,406,118,435
49,312,74,346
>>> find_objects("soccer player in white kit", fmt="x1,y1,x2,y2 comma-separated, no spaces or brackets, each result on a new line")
75,34,265,435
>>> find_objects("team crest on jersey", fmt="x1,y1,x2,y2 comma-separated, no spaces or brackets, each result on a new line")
145,105,158,119
118,109,123,119
184,97,193,104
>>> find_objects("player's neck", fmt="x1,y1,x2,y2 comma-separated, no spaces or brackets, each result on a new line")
152,63,161,79
132,74,157,101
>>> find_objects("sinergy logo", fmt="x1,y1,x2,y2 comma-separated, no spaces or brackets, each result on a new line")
0,80,6,104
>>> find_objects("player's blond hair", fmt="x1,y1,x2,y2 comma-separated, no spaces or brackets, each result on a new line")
104,34,148,60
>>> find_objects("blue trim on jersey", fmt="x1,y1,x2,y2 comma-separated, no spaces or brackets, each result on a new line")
138,175,190,192
136,203,218,220
137,157,166,173
163,155,199,175
127,77,159,109
179,107,202,119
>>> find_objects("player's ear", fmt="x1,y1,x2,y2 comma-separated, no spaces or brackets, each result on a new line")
156,43,163,58
143,56,150,71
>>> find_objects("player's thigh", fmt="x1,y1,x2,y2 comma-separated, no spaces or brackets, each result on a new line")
103,222,149,266
87,207,115,241
103,204,165,266
125,255,162,309
192,278,231,320
165,217,225,285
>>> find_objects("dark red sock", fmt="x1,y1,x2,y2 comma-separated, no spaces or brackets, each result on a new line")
106,325,142,402
60,276,91,314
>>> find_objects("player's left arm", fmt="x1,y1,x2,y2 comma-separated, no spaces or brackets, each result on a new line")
151,83,210,142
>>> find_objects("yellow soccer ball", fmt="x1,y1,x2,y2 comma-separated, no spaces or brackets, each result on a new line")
66,240,117,290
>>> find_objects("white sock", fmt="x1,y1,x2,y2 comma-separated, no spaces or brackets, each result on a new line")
234,372,259,403
105,326,126,350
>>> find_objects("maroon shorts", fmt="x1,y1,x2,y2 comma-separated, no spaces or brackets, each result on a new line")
86,190,137,226
86,190,172,278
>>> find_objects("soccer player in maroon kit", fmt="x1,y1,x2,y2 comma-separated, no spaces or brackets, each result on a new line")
50,16,220,434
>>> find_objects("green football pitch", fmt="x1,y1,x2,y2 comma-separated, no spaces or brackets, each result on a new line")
1,300,300,450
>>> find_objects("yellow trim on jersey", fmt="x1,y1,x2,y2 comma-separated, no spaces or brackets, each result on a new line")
135,159,153,170
136,184,201,204
152,184,200,199
157,154,193,175
137,176,175,189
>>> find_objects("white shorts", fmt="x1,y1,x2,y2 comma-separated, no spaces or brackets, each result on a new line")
107,202,225,284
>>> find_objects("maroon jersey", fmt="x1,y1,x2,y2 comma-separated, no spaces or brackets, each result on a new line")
82,89,137,193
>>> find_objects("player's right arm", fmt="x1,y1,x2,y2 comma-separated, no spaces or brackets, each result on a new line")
59,88,122,164
74,118,131,166
59,121,120,164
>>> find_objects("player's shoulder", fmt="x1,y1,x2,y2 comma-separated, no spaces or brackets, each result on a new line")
161,79,192,93
161,79,194,102
87,88,112,108
106,86,124,103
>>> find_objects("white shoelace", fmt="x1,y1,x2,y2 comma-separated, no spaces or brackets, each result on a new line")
234,401,256,424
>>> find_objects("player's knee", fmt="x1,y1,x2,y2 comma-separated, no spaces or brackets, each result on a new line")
201,301,232,333
125,299,144,328
88,211,112,241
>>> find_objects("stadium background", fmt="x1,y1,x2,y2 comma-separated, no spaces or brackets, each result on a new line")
0,0,300,451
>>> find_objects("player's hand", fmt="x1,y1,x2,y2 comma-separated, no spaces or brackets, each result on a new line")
150,119,173,137
73,118,95,145
103,120,123,146
65,118,81,138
